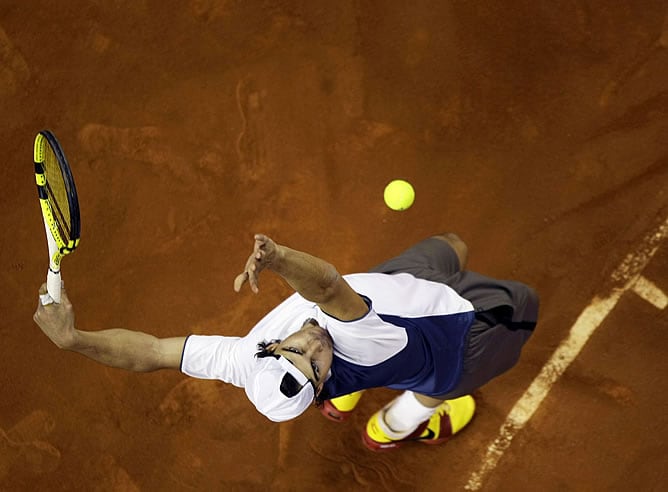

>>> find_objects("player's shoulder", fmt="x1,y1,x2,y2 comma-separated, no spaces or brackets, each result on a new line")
343,272,473,317
343,272,438,289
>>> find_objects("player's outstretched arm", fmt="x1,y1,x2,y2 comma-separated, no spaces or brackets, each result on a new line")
234,234,368,321
33,284,185,372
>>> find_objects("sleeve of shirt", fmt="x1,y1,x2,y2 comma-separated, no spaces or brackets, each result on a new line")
180,334,249,388
317,296,409,366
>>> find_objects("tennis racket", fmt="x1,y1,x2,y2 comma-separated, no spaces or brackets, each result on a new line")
33,130,81,304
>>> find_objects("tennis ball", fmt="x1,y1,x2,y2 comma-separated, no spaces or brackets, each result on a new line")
384,179,415,211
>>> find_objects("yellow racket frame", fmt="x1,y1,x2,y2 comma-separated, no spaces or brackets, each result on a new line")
34,132,80,303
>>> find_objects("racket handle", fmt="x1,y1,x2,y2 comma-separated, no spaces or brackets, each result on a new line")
44,269,62,304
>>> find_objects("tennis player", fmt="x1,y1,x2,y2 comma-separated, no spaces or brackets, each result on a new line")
34,233,538,450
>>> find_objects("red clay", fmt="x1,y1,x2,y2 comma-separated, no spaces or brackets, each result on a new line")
2,1,667,490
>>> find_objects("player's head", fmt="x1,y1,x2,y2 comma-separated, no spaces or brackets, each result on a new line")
245,318,334,422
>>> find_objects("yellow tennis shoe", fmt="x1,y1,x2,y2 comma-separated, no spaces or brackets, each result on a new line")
320,391,365,422
362,395,476,451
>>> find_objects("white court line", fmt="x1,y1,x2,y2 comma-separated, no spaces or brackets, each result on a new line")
631,275,668,310
465,215,668,491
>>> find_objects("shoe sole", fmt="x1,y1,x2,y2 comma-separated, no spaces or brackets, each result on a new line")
361,430,451,451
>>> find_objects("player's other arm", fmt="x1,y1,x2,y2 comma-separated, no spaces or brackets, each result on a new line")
234,234,368,321
33,285,185,372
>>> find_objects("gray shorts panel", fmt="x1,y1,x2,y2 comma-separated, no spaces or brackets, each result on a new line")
432,318,534,399
369,237,461,279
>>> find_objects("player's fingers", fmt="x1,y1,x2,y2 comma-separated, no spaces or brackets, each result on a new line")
60,288,72,308
37,283,56,307
254,241,267,259
233,272,248,292
34,299,42,316
248,270,259,293
34,295,48,322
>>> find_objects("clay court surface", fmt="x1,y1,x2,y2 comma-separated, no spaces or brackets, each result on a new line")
2,1,667,490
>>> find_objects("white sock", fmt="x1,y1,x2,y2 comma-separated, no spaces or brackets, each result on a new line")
383,391,438,438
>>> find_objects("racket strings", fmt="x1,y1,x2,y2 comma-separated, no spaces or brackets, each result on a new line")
43,148,73,242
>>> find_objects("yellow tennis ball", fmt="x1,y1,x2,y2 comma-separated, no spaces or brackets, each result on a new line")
384,179,415,211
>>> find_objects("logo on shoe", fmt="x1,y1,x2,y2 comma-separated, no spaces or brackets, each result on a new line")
417,428,436,441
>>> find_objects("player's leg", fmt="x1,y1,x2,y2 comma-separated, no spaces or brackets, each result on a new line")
431,232,468,270
362,391,476,451
369,232,468,279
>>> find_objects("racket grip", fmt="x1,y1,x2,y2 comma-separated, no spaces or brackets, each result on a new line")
45,269,62,304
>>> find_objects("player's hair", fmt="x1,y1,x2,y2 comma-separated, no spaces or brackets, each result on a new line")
254,339,324,407
255,339,281,359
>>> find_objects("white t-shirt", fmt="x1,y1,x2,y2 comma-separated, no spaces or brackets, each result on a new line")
181,273,475,397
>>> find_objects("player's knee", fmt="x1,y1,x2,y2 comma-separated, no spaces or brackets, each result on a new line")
432,233,468,269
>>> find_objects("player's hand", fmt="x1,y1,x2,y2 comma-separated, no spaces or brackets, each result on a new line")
234,234,279,294
33,283,78,349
